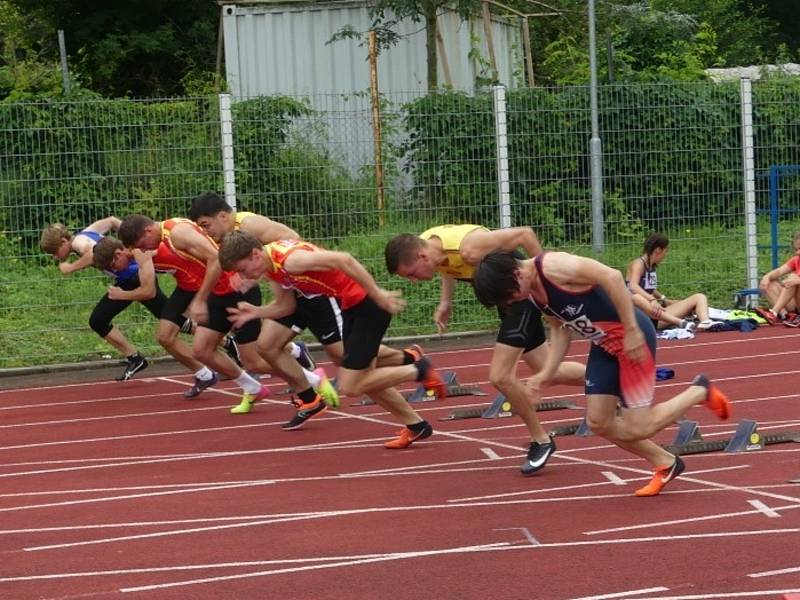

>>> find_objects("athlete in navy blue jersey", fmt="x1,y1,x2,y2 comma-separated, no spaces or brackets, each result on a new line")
473,249,732,497
40,217,165,381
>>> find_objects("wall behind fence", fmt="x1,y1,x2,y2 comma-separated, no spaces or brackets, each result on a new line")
2,80,800,369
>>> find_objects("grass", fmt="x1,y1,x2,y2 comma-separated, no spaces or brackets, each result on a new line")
1,217,798,369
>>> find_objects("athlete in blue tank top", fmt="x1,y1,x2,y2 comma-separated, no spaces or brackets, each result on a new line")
472,249,732,497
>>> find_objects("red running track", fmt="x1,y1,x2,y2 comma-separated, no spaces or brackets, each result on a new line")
1,328,800,599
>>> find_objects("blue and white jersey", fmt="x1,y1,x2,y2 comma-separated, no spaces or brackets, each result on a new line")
76,228,139,282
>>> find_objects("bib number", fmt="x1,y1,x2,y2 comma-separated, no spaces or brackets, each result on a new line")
564,315,605,341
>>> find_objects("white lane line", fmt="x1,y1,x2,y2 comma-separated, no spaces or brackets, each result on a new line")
602,471,627,486
570,587,669,600
480,447,502,460
748,499,782,518
584,502,800,536
749,565,800,578
116,528,800,593
623,590,800,599
493,527,540,546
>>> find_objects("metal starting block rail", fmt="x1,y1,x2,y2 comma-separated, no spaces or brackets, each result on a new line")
663,419,800,455
440,394,577,421
351,371,487,407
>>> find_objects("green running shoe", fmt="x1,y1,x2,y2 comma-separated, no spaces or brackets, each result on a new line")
314,367,339,408
230,384,270,414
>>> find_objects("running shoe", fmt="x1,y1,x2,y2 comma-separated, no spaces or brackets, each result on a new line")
693,373,731,420
183,372,219,398
679,320,697,332
222,335,242,367
295,341,316,370
784,315,800,328
635,455,686,497
384,421,433,449
404,343,425,362
695,320,713,331
753,307,779,325
520,436,557,475
282,395,327,430
230,384,270,414
314,367,340,408
416,356,447,399
116,353,148,381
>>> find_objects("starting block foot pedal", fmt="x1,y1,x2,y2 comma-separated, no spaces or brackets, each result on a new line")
672,420,702,446
724,419,763,453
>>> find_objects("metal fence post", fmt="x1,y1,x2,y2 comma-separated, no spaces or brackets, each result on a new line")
740,78,758,289
492,84,511,229
219,93,237,209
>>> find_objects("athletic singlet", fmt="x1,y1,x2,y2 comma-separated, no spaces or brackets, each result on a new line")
233,211,257,230
529,253,625,355
264,240,367,310
631,256,657,294
420,224,486,281
154,218,233,295
76,229,138,282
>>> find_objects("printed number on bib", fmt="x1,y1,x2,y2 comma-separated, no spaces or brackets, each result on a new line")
564,315,605,341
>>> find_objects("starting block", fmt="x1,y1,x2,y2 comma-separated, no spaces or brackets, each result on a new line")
663,419,800,455
440,394,577,421
353,371,487,407
550,417,593,437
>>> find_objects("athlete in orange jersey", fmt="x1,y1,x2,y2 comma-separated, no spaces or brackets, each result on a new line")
220,231,441,448
120,215,270,407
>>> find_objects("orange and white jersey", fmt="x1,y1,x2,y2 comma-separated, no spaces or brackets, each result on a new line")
264,240,367,310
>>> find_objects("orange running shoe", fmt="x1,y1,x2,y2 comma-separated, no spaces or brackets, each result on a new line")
404,344,424,362
416,356,447,399
282,395,327,430
384,421,433,449
635,456,685,497
693,374,731,420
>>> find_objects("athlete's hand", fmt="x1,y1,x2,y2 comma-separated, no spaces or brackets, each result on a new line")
188,299,209,326
375,289,406,315
227,301,260,328
433,301,452,334
107,286,124,300
623,326,647,363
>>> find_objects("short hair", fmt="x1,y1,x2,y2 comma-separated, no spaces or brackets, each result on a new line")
642,232,669,255
189,191,232,221
92,237,124,270
472,250,521,308
385,233,425,274
40,223,71,254
119,215,156,247
219,230,262,271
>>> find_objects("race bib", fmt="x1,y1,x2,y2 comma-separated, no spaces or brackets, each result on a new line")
563,315,606,341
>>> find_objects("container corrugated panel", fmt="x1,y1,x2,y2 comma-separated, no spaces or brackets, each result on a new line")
222,1,520,98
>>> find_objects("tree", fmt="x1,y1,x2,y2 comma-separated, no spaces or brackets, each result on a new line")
6,0,219,97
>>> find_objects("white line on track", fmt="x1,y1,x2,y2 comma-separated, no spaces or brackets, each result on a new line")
747,499,782,518
480,447,502,460
112,528,800,592
570,587,670,600
624,590,800,599
749,564,800,578
601,471,627,485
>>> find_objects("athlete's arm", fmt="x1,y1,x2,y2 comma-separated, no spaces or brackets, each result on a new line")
460,227,543,265
760,263,792,290
84,216,122,235
108,250,157,301
527,316,570,394
171,222,222,324
58,250,94,275
434,275,456,334
227,280,297,327
239,214,298,244
284,248,406,314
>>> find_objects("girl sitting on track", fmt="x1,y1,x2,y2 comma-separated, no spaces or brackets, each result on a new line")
626,232,713,331
756,231,800,327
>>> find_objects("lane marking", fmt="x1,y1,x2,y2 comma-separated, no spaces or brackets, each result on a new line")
570,587,669,600
747,499,782,518
749,565,800,578
621,590,800,599
480,447,502,460
493,527,540,546
602,471,627,486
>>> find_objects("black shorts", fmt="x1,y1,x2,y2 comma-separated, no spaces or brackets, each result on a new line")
88,274,166,337
274,295,343,345
205,286,262,344
341,297,391,370
496,300,546,352
161,287,196,328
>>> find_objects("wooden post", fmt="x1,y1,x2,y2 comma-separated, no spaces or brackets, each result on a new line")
436,17,453,87
481,2,499,82
521,16,534,86
368,30,385,227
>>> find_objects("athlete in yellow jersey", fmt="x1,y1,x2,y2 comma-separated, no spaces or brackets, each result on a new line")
385,224,585,475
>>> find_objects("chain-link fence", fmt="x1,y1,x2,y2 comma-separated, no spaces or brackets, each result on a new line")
2,79,800,369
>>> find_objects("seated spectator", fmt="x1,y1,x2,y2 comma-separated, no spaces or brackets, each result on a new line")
626,233,712,331
756,232,800,327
